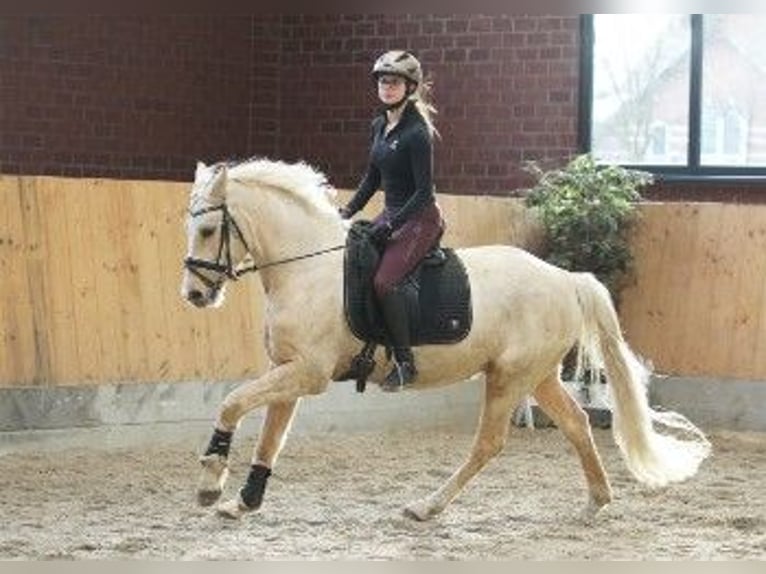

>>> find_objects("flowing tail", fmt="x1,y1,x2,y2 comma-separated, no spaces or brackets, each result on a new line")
572,272,711,487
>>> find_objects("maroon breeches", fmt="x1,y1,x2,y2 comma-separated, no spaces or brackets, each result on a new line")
372,202,445,298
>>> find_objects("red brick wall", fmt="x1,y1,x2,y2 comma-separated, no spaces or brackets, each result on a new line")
277,14,580,195
250,16,282,158
1,15,580,194
4,15,763,201
0,16,258,181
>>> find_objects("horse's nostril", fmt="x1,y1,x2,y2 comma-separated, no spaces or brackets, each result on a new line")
188,289,203,303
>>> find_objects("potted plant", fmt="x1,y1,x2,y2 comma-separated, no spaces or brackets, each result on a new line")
514,153,653,428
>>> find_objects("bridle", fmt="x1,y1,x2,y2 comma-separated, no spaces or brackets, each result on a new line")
183,204,254,289
183,203,344,288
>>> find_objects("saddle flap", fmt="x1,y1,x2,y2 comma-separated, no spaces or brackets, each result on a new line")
343,221,472,347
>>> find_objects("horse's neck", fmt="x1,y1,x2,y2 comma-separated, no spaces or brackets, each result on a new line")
233,185,346,292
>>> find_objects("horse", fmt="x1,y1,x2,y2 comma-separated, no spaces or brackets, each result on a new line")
180,158,711,521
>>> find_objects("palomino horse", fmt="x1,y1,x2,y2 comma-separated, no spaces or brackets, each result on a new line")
181,158,710,521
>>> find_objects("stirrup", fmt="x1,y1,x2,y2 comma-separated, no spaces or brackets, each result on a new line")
380,360,417,392
336,342,377,393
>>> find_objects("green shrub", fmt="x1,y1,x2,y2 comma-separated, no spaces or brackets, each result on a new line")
523,153,653,299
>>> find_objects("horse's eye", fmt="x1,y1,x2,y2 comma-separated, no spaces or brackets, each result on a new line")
200,227,215,239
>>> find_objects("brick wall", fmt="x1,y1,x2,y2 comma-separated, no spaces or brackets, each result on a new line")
0,15,580,194
277,14,580,194
0,16,258,181
249,16,282,158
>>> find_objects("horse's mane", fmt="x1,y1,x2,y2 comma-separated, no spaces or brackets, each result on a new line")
227,157,337,214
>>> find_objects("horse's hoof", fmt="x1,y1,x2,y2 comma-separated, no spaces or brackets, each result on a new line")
197,489,223,507
197,454,229,506
216,494,254,520
403,499,438,521
580,496,610,523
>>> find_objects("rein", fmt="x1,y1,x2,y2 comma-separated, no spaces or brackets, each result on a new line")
183,203,345,286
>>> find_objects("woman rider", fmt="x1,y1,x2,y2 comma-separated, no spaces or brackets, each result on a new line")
339,50,445,392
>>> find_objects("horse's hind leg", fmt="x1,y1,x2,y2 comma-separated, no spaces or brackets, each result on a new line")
404,364,524,521
533,373,612,519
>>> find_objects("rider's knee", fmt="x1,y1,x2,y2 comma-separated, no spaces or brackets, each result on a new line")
373,275,397,299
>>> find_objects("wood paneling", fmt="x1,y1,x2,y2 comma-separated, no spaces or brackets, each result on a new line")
619,202,766,380
1,177,764,387
334,190,545,252
0,176,266,388
1,178,37,385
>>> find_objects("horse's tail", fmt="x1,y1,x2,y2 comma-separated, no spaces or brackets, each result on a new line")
572,272,711,487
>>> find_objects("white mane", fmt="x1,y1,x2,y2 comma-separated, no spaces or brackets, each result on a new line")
229,158,337,214
191,157,338,215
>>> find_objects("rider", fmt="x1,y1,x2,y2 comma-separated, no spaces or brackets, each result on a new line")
339,50,445,391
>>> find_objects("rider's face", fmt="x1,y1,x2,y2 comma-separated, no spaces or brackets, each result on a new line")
377,74,407,105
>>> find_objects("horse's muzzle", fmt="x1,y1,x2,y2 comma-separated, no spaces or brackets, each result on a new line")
186,289,207,307
184,282,223,308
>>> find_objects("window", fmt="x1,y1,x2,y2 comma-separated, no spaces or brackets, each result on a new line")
701,104,747,164
581,14,766,179
649,122,667,158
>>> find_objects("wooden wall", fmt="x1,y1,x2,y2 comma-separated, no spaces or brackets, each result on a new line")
0,176,268,387
619,202,766,380
0,177,541,388
1,176,764,387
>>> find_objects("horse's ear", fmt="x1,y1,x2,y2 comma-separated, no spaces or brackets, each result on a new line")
209,164,228,202
195,161,207,182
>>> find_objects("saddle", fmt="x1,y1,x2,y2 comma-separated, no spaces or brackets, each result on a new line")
341,220,473,391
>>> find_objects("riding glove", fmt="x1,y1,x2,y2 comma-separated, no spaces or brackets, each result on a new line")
369,221,393,245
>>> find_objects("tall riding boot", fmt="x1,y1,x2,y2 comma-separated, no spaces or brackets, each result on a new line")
379,288,417,391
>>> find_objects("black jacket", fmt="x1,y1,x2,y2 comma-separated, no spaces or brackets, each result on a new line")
346,101,435,231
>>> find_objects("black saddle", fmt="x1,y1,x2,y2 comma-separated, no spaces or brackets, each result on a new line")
343,220,473,348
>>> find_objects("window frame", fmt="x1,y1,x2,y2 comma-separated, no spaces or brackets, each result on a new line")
578,14,766,183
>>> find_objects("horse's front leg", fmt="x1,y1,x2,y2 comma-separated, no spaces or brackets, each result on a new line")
215,399,299,519
196,361,325,516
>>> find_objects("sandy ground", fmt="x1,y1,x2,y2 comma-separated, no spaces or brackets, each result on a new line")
0,426,764,560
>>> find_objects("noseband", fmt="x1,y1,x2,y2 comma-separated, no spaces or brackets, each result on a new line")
184,203,345,288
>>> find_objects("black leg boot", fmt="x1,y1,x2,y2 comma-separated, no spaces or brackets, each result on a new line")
379,288,417,392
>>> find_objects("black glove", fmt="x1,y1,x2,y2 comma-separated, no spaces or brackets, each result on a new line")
338,206,352,220
369,221,393,246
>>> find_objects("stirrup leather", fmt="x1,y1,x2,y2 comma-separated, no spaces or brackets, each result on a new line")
338,342,377,393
